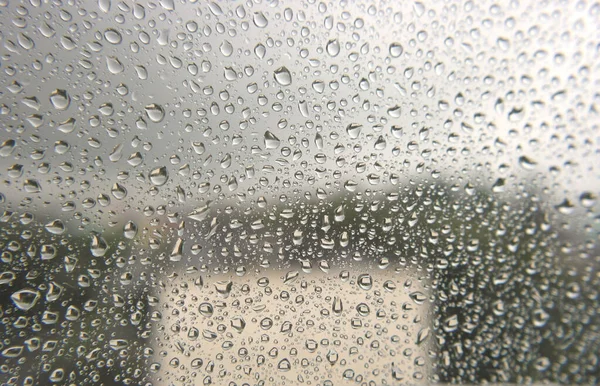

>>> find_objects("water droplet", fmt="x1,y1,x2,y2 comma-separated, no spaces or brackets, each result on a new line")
49,89,70,110
144,104,165,123
410,291,427,305
253,12,268,28
277,358,291,372
123,221,138,239
149,166,169,186
518,155,537,170
220,40,233,57
106,56,124,73
387,105,401,118
170,237,184,261
326,39,340,57
58,117,76,133
383,280,396,292
264,131,281,149
357,274,372,290
346,123,362,139
11,289,40,311
111,183,127,199
207,2,223,16
45,220,65,235
24,179,42,193
90,235,108,257
230,316,246,333
332,296,343,314
580,192,596,208
356,303,370,316
98,0,111,13
254,43,266,58
0,139,16,157
273,66,292,86
104,28,122,44
215,280,233,297
199,302,214,317
389,42,404,57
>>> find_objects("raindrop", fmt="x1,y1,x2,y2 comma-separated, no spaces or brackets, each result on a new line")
145,104,165,123
357,274,372,290
199,302,214,317
253,12,268,28
11,289,40,311
326,39,340,57
264,131,281,149
49,89,70,110
0,139,16,157
106,56,124,73
104,28,122,44
346,123,362,139
149,166,169,186
45,220,65,235
273,66,292,86
389,42,404,57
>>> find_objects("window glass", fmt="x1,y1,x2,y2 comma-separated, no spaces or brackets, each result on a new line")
0,1,598,384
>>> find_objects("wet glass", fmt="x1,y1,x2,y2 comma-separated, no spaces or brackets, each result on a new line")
0,0,599,385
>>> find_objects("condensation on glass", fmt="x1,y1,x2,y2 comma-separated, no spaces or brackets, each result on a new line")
0,0,598,385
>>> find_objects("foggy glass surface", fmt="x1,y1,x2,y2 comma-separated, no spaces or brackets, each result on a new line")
0,0,599,385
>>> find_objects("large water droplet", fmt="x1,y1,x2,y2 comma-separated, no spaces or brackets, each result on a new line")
264,131,281,149
346,123,362,139
45,220,65,235
326,39,340,57
149,166,169,186
49,89,70,110
11,289,40,311
0,139,16,157
107,56,124,74
273,66,292,86
145,104,165,123
277,358,291,372
104,28,122,44
389,42,404,57
90,235,108,257
357,274,372,290
253,11,268,28
199,302,214,317
220,40,233,57
123,221,138,239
